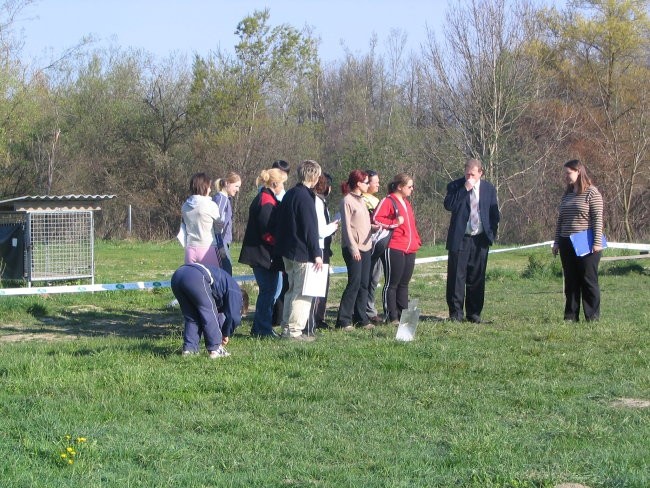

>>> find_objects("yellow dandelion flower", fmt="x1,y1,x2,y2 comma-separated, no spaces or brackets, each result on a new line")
76,437,87,443
65,435,71,440
66,447,74,453
68,459,74,464
60,453,67,459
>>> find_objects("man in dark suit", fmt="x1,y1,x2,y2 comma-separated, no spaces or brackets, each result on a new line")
444,159,500,323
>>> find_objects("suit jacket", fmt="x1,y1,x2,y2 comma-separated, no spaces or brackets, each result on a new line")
444,177,500,252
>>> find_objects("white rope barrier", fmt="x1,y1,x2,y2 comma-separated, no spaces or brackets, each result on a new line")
1,240,647,297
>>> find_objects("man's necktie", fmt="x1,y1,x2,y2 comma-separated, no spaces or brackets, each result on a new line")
470,187,479,232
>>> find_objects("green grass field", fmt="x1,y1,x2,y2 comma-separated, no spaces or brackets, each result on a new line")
0,241,648,487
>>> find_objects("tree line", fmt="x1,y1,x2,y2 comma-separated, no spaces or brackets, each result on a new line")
0,0,648,244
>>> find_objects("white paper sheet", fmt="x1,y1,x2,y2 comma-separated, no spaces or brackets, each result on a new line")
302,263,329,297
176,222,187,248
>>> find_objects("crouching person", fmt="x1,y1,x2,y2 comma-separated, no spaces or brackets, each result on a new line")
171,263,247,358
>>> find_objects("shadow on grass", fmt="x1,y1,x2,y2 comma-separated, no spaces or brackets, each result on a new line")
0,306,261,350
1,308,182,342
601,262,648,276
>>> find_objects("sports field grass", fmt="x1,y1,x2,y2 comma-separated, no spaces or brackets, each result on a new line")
0,241,648,487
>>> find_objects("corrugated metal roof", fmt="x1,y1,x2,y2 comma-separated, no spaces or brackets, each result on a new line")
0,195,116,212
0,195,116,204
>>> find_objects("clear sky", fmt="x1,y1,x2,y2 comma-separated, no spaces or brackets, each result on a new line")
17,0,455,65
17,0,566,67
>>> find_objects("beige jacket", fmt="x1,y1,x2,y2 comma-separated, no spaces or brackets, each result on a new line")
340,192,372,254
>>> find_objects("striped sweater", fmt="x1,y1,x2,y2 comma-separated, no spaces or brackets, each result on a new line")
554,186,604,247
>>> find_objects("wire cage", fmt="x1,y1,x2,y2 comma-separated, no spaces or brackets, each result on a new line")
27,211,94,283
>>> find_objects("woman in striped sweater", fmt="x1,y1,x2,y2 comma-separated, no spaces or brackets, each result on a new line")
552,159,604,322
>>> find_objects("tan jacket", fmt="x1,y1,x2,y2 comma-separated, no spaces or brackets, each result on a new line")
340,192,372,254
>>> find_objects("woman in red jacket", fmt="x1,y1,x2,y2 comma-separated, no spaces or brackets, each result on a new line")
372,173,422,324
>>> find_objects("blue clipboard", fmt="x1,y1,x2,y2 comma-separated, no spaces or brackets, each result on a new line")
570,229,607,257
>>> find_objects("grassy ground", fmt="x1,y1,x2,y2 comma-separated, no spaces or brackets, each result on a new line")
0,241,648,487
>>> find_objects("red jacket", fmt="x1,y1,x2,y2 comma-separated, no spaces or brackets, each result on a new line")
373,194,421,254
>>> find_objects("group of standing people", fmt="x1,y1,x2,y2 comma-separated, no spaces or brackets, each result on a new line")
334,170,424,330
240,162,424,340
170,155,605,358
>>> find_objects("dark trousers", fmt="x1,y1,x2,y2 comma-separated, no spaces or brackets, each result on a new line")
307,273,330,334
251,266,280,336
366,252,384,317
381,249,416,322
171,265,222,352
337,247,371,327
558,236,601,321
220,244,233,275
446,234,489,321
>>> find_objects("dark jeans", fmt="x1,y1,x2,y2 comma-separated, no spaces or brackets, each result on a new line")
252,266,281,336
337,247,371,327
558,236,601,321
446,233,489,321
381,248,416,322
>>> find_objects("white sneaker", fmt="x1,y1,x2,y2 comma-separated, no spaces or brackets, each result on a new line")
208,346,230,359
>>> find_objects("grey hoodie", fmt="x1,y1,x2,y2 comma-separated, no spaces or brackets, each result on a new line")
181,195,223,248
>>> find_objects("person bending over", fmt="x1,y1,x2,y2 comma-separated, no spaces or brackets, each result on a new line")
171,263,247,358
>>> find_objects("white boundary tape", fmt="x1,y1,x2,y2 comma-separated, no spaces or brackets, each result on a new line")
1,240,647,297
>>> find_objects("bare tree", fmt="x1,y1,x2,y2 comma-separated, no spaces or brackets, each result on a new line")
541,0,650,240
421,0,578,240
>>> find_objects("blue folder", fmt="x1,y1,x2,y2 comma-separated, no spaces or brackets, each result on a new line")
570,229,608,257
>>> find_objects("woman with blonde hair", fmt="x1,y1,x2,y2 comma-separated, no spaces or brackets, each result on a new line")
213,172,242,275
239,168,288,337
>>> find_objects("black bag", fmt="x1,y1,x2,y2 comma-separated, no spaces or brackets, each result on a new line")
370,196,399,260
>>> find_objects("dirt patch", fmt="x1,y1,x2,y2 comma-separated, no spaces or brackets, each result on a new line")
0,330,76,343
610,398,650,409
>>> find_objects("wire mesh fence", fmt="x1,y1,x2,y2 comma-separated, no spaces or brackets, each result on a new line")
27,211,94,283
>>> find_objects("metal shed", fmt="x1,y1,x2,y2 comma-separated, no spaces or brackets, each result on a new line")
0,195,115,286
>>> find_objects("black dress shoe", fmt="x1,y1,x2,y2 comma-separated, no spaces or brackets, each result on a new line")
368,315,382,324
466,315,482,324
315,320,331,329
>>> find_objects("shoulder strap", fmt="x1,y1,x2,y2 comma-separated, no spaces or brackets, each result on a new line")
387,195,400,216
